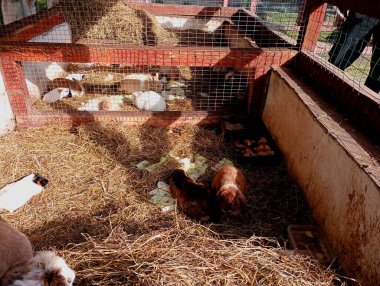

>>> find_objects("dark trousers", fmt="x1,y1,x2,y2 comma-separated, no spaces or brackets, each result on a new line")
328,13,380,93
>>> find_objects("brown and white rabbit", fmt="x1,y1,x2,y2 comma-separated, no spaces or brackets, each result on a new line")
46,78,85,97
0,221,33,279
119,73,163,94
1,251,75,286
211,165,248,216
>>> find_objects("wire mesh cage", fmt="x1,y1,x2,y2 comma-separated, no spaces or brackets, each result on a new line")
0,0,301,124
300,3,380,97
17,0,380,129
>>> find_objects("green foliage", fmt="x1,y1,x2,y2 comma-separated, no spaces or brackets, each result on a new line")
36,0,47,12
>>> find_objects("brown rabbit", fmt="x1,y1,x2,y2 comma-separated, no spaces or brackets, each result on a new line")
0,221,33,278
46,78,85,97
119,73,163,94
169,169,220,222
212,165,248,216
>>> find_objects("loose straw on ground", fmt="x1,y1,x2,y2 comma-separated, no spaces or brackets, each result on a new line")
0,124,342,285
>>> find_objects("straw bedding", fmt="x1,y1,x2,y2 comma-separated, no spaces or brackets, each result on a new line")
33,64,195,111
0,124,342,285
58,0,179,46
58,0,225,48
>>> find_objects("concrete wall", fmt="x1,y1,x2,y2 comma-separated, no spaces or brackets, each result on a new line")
262,68,380,285
0,74,15,136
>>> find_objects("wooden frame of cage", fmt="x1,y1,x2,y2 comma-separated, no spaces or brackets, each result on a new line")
0,0,379,131
0,2,297,127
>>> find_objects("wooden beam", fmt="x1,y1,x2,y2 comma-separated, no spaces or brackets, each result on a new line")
0,11,65,42
0,60,31,114
15,111,225,128
0,43,296,68
300,2,327,51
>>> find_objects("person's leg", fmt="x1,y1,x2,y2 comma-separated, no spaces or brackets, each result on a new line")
364,24,380,93
329,14,378,70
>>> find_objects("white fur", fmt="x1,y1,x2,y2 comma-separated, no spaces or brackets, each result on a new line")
7,251,75,286
131,91,166,111
218,182,239,192
78,95,125,111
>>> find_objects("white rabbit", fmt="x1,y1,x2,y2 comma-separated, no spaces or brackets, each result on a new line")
131,91,166,111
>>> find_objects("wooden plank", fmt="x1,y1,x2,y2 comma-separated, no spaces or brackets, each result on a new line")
296,52,380,144
300,2,327,51
0,43,296,67
15,111,225,128
0,11,65,42
0,60,31,114
125,2,238,17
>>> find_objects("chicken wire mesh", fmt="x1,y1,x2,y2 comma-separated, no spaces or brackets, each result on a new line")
0,0,303,115
25,62,250,112
0,0,304,47
303,4,380,96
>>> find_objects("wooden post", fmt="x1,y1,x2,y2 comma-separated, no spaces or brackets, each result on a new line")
0,60,30,114
223,0,229,7
300,1,328,51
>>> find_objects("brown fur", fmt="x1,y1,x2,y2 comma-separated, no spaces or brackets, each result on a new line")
169,169,219,222
211,165,248,215
0,221,33,279
119,73,163,94
1,251,75,286
46,78,85,96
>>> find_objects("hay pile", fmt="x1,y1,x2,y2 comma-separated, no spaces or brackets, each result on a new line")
0,124,342,285
59,0,179,46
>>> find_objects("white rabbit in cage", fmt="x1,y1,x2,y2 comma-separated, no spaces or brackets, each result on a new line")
1,0,37,25
131,91,166,112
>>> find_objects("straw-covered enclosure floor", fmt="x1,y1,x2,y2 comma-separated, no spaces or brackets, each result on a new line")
0,124,343,285
32,64,203,112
